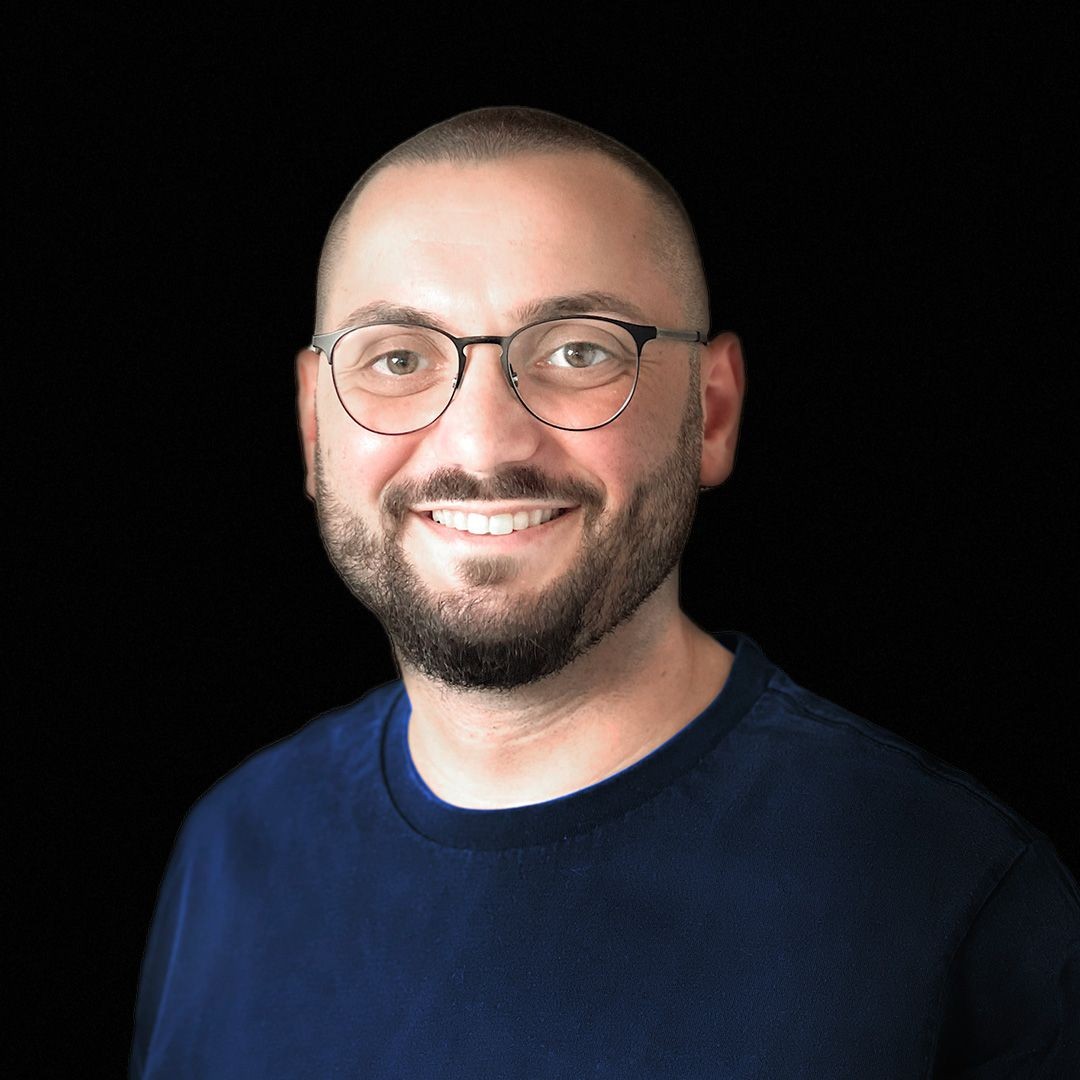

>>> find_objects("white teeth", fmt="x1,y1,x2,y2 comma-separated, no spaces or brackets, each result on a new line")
428,508,565,534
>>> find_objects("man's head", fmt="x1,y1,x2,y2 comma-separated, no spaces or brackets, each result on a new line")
315,107,710,335
296,107,744,690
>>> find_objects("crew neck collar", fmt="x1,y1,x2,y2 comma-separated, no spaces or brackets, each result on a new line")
381,631,773,851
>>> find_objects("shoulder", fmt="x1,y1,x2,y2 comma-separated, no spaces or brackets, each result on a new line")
734,661,1076,911
175,679,405,858
759,665,1038,832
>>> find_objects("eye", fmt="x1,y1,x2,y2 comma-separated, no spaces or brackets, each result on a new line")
370,350,426,376
545,341,611,369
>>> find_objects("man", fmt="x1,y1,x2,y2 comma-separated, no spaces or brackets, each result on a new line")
131,108,1079,1077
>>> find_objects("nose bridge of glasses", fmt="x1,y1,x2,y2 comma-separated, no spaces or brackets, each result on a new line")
455,334,517,390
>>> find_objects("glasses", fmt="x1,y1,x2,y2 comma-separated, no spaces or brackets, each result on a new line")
309,315,707,435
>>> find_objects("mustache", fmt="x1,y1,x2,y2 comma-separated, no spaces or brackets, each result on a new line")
383,466,605,520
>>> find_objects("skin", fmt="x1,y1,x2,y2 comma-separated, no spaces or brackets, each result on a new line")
296,151,745,809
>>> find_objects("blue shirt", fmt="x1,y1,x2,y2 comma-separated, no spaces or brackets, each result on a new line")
131,633,1079,1077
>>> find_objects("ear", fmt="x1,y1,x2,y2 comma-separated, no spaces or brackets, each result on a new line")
295,346,321,501
698,332,746,488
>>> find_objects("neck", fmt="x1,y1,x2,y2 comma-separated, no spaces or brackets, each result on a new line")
398,578,734,809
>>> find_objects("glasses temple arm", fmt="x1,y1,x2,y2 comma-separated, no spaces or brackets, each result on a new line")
655,328,708,343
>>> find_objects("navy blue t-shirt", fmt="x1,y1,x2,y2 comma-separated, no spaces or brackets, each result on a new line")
131,634,1079,1077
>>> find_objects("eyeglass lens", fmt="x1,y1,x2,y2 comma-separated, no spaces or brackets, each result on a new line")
329,319,640,434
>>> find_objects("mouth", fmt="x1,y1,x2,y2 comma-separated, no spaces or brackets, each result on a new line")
413,505,575,536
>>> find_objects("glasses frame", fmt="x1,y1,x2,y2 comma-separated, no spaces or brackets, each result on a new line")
309,315,707,435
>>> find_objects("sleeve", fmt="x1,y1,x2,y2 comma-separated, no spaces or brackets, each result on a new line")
129,797,229,1079
129,825,198,1079
931,832,1080,1078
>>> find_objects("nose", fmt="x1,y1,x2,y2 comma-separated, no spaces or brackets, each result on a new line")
424,341,543,472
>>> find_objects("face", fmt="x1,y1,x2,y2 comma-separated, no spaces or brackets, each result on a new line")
301,153,712,690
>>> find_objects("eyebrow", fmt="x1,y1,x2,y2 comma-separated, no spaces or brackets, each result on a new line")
331,291,653,334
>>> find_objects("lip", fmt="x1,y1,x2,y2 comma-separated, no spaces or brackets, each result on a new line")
410,502,576,516
411,506,580,547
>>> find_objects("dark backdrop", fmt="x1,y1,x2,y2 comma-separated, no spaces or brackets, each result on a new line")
16,8,1076,1073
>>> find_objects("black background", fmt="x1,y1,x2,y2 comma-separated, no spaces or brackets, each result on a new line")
15,7,1076,1072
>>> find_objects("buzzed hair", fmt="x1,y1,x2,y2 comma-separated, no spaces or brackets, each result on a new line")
315,106,709,333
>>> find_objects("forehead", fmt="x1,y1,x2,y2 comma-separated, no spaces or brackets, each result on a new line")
323,152,681,331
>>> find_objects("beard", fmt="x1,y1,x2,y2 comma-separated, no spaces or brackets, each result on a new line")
314,375,703,691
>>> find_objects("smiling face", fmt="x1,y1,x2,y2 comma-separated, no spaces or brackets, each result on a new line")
297,151,721,690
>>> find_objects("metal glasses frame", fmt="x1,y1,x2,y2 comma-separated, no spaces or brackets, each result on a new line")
309,314,707,435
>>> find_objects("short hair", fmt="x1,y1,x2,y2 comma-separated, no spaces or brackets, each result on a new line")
315,106,709,333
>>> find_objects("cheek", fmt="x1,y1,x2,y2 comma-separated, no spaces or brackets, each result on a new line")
318,409,418,506
570,423,656,505
607,389,682,472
